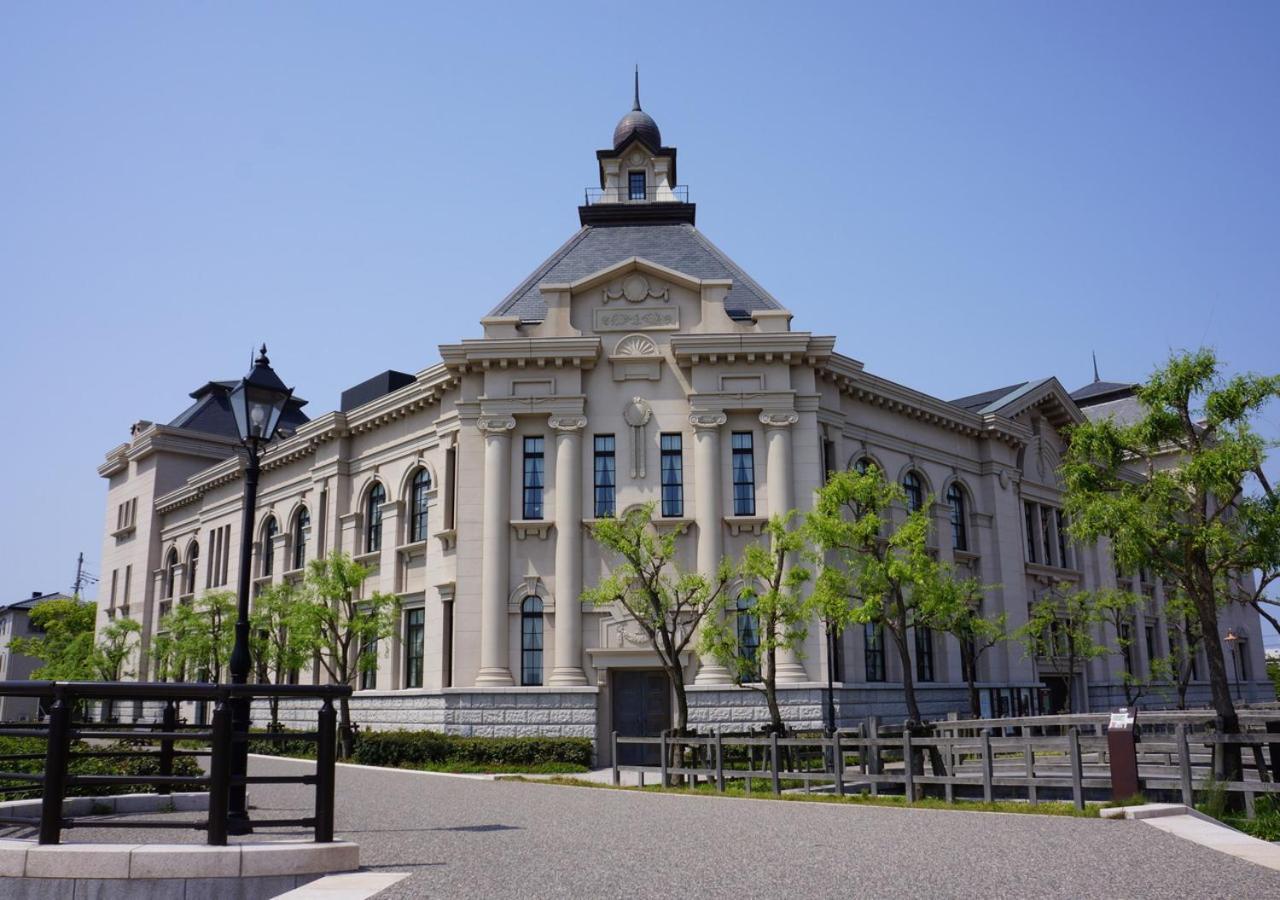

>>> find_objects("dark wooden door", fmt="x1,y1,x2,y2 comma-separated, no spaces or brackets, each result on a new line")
612,670,670,765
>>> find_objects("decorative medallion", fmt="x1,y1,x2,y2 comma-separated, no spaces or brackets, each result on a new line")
614,334,659,357
628,150,646,167
623,397,653,478
603,273,669,305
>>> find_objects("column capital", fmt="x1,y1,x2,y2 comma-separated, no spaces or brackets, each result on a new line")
476,415,516,436
688,412,727,430
548,414,588,432
759,409,800,428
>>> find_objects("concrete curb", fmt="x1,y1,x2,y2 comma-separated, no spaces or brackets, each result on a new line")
1101,803,1280,872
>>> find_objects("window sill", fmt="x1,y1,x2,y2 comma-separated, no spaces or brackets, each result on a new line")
396,539,429,556
111,525,136,540
353,551,381,566
723,515,766,536
1025,562,1081,583
433,529,456,551
511,520,553,540
954,550,980,563
653,516,693,530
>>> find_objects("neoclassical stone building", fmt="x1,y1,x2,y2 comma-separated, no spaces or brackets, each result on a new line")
95,89,1269,751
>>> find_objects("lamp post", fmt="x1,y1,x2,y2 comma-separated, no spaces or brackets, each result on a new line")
227,345,294,834
1224,628,1241,702
824,620,838,736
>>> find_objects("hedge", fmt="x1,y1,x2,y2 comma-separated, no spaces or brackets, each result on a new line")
0,735,204,801
350,730,592,769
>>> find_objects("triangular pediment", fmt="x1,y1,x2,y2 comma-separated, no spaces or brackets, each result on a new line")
542,256,722,297
990,377,1086,430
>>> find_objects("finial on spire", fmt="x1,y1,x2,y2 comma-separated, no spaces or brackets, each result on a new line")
257,343,270,367
633,65,641,111
1092,350,1100,383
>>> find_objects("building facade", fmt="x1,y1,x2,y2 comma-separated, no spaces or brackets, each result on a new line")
0,591,71,721
95,92,1270,753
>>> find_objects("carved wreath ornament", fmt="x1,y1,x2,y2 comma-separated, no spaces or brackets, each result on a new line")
604,273,669,305
622,397,653,478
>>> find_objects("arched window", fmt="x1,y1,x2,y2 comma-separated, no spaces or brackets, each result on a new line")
184,542,199,595
735,594,760,683
852,457,871,474
366,483,386,553
409,469,431,543
521,597,544,686
164,548,179,599
902,471,924,513
262,517,278,577
947,483,968,551
293,508,310,571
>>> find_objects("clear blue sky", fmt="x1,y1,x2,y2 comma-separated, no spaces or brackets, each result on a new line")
2,3,1277,641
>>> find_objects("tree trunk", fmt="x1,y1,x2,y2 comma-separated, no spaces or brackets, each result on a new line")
1191,579,1241,781
961,649,980,719
764,643,784,735
337,695,354,759
669,666,689,735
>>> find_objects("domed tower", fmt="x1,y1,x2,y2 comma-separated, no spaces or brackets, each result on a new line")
581,70,694,226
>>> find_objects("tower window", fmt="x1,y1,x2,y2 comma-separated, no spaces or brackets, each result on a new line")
593,435,616,518
731,432,756,516
523,437,545,520
628,171,646,201
660,433,684,517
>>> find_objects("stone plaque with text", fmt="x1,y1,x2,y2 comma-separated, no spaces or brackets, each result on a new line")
593,306,679,331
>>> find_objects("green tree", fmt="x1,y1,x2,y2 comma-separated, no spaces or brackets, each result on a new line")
583,504,731,734
152,592,236,684
1015,586,1109,714
249,582,308,730
10,597,97,680
289,553,399,757
1267,654,1280,702
699,513,811,735
1149,591,1205,709
807,465,969,728
92,617,143,682
1060,348,1280,775
1094,589,1146,706
930,578,1006,719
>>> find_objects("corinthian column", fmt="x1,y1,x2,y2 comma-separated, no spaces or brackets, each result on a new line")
549,415,589,686
476,415,515,686
763,410,808,683
691,412,733,685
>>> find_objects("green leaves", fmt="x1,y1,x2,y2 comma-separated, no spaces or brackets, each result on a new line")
152,591,236,682
13,597,141,682
289,552,400,688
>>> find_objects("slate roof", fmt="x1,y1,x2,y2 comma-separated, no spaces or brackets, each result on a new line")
1069,380,1137,406
949,382,1030,413
167,381,309,440
3,591,69,613
487,224,784,323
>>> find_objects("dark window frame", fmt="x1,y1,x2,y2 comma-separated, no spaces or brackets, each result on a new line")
864,623,886,682
366,482,386,553
410,468,432,543
731,432,756,516
1024,501,1038,563
628,170,646,200
593,434,616,518
902,471,924,513
660,433,684,517
947,483,968,552
262,517,278,577
521,596,544,686
915,627,935,682
522,437,545,520
404,608,424,689
293,508,310,571
735,594,760,683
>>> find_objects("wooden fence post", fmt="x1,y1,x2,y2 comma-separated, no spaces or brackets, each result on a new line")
715,730,725,793
981,729,993,804
770,731,782,796
902,721,914,804
660,733,669,788
868,716,880,797
1068,726,1084,811
1176,724,1193,807
611,732,620,787
1024,741,1037,805
833,731,845,798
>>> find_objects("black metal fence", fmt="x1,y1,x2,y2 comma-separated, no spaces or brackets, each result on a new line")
583,185,690,205
0,680,348,845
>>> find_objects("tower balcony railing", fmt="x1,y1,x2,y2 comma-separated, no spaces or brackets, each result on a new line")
584,185,690,205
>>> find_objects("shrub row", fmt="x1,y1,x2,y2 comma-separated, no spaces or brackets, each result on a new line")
350,730,592,769
0,735,203,801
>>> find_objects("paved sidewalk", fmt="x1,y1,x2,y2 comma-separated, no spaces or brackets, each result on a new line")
33,756,1280,898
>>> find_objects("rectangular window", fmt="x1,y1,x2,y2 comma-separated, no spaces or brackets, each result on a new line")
122,565,131,606
593,435,616,518
822,437,836,484
731,432,756,516
522,437,545,520
915,627,935,682
1055,509,1071,569
359,636,377,690
628,171,646,200
1237,639,1250,681
864,623,885,682
1040,506,1055,568
1024,502,1038,563
660,433,684,517
1145,624,1157,675
109,570,118,608
404,609,424,689
1119,623,1134,674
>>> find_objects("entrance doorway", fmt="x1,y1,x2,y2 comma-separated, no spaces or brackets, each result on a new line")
1042,676,1071,714
611,670,670,765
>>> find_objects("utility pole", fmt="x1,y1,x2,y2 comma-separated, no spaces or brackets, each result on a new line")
71,552,97,597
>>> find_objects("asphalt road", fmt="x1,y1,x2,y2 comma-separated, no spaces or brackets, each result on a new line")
31,755,1280,898
233,757,1280,899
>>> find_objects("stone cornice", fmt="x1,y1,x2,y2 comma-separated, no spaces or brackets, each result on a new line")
478,394,587,420
668,333,834,366
98,425,241,479
439,337,602,373
820,354,1027,447
689,389,796,417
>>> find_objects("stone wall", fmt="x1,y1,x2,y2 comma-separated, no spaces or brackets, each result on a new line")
687,683,976,732
251,687,598,740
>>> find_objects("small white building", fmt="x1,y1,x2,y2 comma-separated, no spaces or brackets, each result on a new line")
94,89,1270,752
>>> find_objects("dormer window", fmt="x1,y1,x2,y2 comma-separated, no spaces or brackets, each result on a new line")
628,171,646,201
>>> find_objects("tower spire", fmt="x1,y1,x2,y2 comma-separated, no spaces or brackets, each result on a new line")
633,65,641,111
1092,350,1100,383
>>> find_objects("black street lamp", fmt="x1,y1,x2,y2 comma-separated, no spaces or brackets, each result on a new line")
227,345,293,834
824,619,838,735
